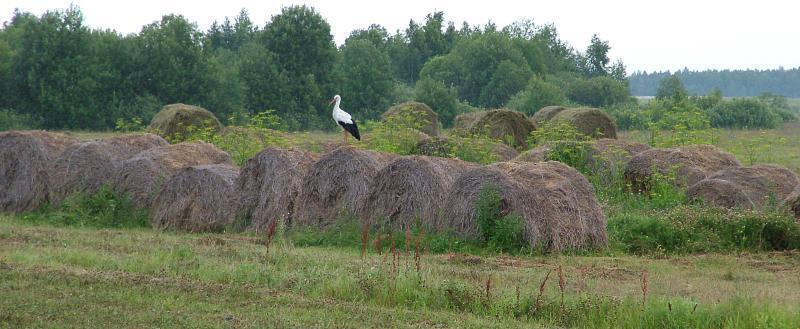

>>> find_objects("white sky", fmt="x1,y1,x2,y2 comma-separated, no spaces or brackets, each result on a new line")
2,0,798,73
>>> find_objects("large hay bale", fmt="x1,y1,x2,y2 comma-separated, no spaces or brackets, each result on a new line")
233,148,318,231
383,101,440,136
114,141,233,209
624,145,741,192
551,108,617,139
294,146,396,228
0,131,78,212
686,165,800,210
362,156,478,230
414,136,518,162
530,106,568,125
149,103,223,140
452,109,536,148
48,134,168,205
151,164,239,232
784,186,800,220
443,161,607,251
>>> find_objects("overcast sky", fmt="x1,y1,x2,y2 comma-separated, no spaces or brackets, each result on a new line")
2,0,798,73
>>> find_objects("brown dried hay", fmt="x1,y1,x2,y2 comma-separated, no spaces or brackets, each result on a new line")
151,164,239,232
530,106,568,125
362,156,478,231
452,109,536,148
551,108,617,139
294,146,396,228
686,164,800,210
383,101,440,136
0,130,78,212
443,161,608,251
233,148,318,231
113,141,233,209
624,144,741,192
784,186,800,220
48,133,168,205
149,103,223,141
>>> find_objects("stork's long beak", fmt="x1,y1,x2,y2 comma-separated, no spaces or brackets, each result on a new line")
328,98,335,105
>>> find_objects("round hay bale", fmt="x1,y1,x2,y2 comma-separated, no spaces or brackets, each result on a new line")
151,164,239,232
687,164,800,210
362,156,478,230
784,186,800,220
294,146,396,228
383,101,440,137
233,148,318,231
530,106,568,125
0,131,78,212
551,108,617,139
48,133,168,205
114,141,233,209
443,161,607,251
624,144,741,192
413,136,518,163
452,109,536,148
148,103,223,141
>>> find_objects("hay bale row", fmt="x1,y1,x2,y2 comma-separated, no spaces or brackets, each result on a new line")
48,133,168,205
383,101,440,137
686,165,800,210
624,145,741,192
151,164,239,232
0,131,78,213
114,141,233,209
361,156,478,231
443,161,607,251
233,148,318,231
452,109,536,148
293,146,397,228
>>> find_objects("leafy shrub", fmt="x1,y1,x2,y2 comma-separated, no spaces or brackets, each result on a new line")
181,110,288,165
506,76,567,116
527,120,592,171
559,75,630,108
364,109,430,155
707,98,782,129
475,186,526,252
22,185,148,228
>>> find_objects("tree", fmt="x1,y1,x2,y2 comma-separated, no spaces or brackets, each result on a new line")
506,76,567,115
237,43,288,116
583,34,610,77
655,74,688,101
414,77,461,126
333,39,395,121
561,75,629,107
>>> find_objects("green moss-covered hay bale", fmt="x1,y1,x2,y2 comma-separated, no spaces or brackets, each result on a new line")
443,161,607,252
362,156,478,231
530,106,569,125
383,101,440,137
624,145,741,192
294,146,397,228
151,164,239,232
233,148,318,231
0,131,78,213
114,141,233,209
149,103,223,141
48,133,168,205
452,109,536,148
686,164,800,210
551,108,617,139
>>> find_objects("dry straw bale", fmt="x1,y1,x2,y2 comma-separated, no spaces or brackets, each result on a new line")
233,148,318,231
48,133,168,205
114,141,233,209
0,131,78,212
452,109,536,148
530,106,569,125
624,144,741,191
362,156,478,231
294,146,396,228
443,161,607,251
149,103,223,140
686,164,800,210
383,101,440,136
784,186,800,219
151,164,239,232
414,136,518,162
551,108,617,139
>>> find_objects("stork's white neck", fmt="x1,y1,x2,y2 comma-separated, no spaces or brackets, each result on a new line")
332,98,342,111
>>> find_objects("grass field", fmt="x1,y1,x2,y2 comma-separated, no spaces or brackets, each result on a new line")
2,215,799,328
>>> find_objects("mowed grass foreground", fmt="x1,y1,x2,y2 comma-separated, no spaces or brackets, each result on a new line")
2,216,799,328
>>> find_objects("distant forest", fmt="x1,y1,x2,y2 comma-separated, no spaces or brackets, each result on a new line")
629,68,800,97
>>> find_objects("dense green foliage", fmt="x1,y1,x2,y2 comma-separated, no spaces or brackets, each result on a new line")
630,67,800,97
0,6,631,131
21,185,148,228
475,186,526,252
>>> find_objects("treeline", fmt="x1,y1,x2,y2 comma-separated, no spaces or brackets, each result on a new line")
629,68,800,97
0,6,630,131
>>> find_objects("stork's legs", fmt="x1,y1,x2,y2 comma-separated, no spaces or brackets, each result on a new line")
343,130,348,145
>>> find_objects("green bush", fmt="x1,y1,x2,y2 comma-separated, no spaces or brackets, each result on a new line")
21,185,148,228
475,186,526,253
506,76,567,116
181,110,288,165
707,98,782,129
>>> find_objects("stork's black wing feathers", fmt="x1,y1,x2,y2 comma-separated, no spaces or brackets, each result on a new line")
338,120,361,140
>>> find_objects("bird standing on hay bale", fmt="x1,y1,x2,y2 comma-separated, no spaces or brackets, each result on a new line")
330,94,361,144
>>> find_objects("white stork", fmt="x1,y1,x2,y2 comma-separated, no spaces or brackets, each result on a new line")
329,94,361,144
